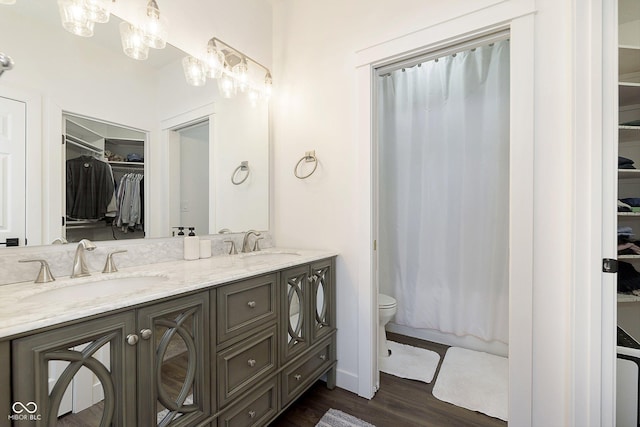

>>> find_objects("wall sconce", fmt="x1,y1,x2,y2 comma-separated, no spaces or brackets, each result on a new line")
57,0,96,37
183,37,273,102
119,21,149,60
139,0,168,50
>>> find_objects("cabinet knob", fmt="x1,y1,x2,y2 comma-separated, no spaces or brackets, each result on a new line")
247,301,256,308
294,374,302,381
247,359,256,367
140,329,152,340
319,354,327,361
248,410,256,418
126,334,139,346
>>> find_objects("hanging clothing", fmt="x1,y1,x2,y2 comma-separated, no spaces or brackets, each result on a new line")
115,173,144,229
66,155,115,220
378,40,510,344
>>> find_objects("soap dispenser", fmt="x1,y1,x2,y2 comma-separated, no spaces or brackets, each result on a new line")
183,227,199,260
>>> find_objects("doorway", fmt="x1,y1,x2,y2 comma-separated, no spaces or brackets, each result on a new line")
168,119,212,236
371,33,511,420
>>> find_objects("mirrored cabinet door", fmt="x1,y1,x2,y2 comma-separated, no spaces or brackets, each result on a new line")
136,292,210,426
281,265,310,363
12,312,137,426
310,259,334,343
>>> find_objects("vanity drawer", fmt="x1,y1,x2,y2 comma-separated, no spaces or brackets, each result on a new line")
218,325,277,408
217,376,278,427
281,336,335,406
217,274,278,345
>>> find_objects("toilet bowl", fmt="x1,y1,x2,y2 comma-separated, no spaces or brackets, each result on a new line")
378,293,397,358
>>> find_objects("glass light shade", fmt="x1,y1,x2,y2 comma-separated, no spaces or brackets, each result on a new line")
84,0,112,23
263,72,273,99
140,2,168,49
232,58,249,93
119,22,149,60
0,0,17,4
182,56,206,87
205,45,225,79
58,0,95,37
218,67,236,99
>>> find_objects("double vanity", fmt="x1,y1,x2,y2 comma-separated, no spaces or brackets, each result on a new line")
0,246,337,426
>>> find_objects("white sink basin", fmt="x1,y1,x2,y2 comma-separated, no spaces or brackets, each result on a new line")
28,275,169,303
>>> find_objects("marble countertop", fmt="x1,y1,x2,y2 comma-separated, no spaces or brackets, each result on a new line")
0,248,337,339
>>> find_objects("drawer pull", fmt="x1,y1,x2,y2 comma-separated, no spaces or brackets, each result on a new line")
248,410,256,418
319,354,327,360
294,374,302,381
247,359,256,367
247,301,256,308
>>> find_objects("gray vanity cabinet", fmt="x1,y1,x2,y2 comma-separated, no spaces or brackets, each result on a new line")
280,258,335,364
279,258,336,407
12,311,138,426
136,292,211,426
11,291,211,427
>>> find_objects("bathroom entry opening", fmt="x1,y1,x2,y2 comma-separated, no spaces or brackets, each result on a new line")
373,33,510,364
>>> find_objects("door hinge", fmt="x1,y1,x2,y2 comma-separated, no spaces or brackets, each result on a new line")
61,134,65,145
374,240,377,251
62,216,65,226
602,258,618,273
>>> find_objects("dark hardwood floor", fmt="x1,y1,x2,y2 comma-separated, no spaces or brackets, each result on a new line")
270,333,507,427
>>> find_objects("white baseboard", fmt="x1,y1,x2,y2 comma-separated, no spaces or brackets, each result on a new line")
336,368,359,395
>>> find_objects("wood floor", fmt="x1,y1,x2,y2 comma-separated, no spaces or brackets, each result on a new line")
270,333,507,427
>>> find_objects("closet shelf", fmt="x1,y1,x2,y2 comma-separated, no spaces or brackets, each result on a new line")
618,169,640,179
108,161,144,168
619,125,640,143
619,255,640,260
619,47,640,80
618,212,640,217
618,293,640,303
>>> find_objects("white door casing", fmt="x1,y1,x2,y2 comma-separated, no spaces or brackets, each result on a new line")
0,96,25,246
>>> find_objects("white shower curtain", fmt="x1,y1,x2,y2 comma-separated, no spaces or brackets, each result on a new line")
378,40,510,344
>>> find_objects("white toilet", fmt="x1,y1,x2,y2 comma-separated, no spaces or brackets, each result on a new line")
378,293,397,358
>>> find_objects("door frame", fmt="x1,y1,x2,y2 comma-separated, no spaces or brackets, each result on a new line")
0,86,41,246
355,7,536,426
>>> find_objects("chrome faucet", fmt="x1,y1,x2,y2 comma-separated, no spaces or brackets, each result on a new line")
241,230,261,253
71,239,96,278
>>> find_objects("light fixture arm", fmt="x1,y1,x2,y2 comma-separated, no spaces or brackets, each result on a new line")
209,37,271,78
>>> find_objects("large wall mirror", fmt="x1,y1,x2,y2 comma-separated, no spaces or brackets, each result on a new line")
0,0,269,246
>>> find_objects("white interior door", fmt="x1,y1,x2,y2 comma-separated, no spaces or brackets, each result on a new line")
0,95,25,246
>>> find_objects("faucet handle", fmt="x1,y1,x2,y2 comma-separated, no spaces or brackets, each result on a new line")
19,259,55,283
252,237,264,252
224,240,237,255
102,250,128,273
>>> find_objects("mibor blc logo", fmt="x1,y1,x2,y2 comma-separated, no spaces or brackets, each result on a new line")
8,401,42,421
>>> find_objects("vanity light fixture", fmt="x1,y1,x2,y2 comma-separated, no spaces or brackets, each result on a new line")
119,21,149,60
84,0,113,24
57,0,114,37
182,56,206,86
183,37,273,102
57,0,95,37
139,0,168,50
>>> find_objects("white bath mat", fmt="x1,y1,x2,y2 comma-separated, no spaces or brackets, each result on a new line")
378,341,440,383
432,347,508,421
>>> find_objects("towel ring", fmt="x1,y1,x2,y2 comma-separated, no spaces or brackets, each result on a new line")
231,161,250,185
294,151,318,179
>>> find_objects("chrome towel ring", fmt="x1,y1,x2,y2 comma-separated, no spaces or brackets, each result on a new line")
231,161,250,185
294,151,318,179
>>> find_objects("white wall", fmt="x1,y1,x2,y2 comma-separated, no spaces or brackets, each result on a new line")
270,0,598,425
